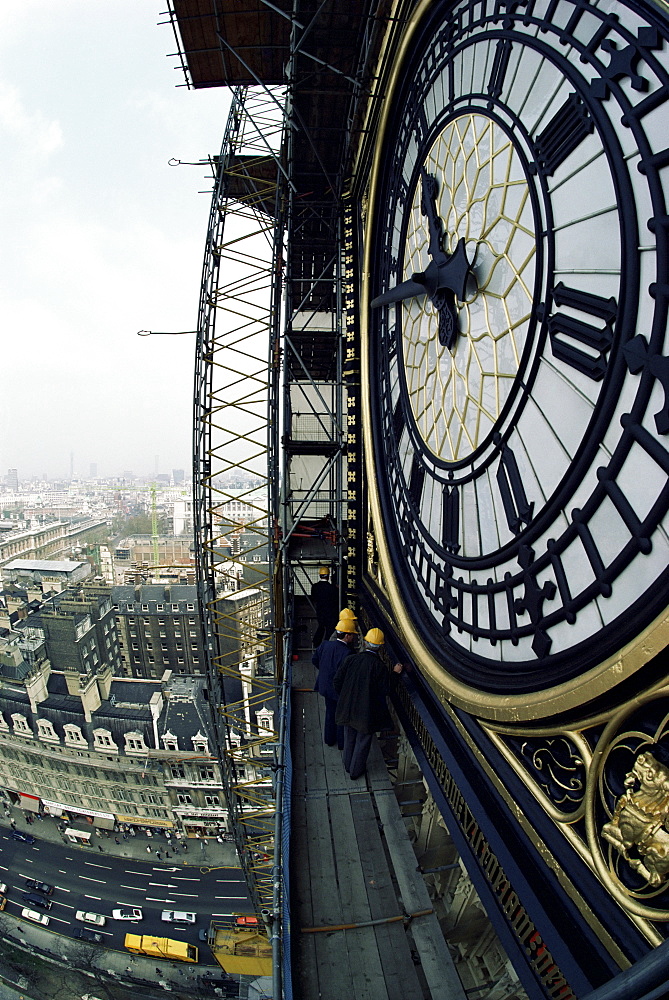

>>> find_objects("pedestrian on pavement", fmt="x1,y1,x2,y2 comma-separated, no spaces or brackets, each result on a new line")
146,845,152,853
312,618,357,748
311,566,339,647
334,628,403,780
156,851,162,860
165,851,170,858
183,843,188,851
98,845,103,852
115,837,120,844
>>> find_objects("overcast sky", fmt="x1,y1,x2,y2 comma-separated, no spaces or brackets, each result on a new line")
0,1,230,482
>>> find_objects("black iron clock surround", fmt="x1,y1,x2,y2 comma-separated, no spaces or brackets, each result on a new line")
363,0,669,713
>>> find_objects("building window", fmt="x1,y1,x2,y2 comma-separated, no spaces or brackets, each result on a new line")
157,604,164,611
187,604,195,612
163,734,179,751
171,765,185,779
124,732,147,753
192,735,209,754
204,794,219,806
171,604,179,611
142,604,149,611
199,767,215,781
177,793,192,805
37,719,58,742
11,714,32,736
64,724,86,746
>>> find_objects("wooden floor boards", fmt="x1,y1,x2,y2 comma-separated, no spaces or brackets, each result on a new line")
289,652,462,999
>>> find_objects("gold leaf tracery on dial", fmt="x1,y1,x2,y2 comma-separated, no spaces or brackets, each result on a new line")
403,113,536,461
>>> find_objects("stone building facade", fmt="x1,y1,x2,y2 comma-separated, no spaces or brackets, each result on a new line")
0,621,228,839
113,583,205,678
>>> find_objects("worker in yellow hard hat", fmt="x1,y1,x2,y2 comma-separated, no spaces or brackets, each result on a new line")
312,618,357,748
333,627,404,780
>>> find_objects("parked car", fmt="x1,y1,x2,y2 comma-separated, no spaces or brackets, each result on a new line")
11,830,35,845
25,878,54,895
21,907,49,926
198,927,209,943
74,927,103,943
75,910,106,926
112,907,143,921
161,909,196,924
22,892,51,910
0,882,7,894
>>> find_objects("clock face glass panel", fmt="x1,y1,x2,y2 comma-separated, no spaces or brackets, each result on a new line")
403,113,536,461
366,0,669,697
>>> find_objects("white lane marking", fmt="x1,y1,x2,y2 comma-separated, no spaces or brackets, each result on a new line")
212,912,237,917
174,876,199,881
148,882,179,888
215,895,247,900
119,885,143,891
124,870,151,877
146,897,175,903
0,865,8,871
84,894,102,901
172,892,198,898
215,879,245,883
49,915,71,925
58,870,67,874
84,862,112,870
79,876,105,884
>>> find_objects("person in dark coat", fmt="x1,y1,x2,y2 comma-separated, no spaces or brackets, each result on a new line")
312,619,357,748
334,628,403,779
311,567,339,647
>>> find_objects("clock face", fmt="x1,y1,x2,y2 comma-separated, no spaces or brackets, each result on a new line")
364,0,669,713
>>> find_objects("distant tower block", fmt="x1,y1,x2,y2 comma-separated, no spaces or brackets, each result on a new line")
6,469,18,491
173,469,184,484
90,463,97,479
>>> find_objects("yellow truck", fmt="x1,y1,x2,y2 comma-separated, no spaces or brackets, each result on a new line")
124,933,198,964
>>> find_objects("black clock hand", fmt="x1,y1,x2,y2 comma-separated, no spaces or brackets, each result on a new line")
371,170,473,350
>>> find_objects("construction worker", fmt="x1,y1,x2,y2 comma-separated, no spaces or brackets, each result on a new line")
311,566,339,647
329,606,358,643
312,618,357,748
333,628,403,779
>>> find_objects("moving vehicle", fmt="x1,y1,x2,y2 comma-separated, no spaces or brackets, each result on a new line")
25,878,54,895
124,933,198,963
112,907,143,921
74,927,103,943
22,892,51,910
11,830,35,845
76,910,106,926
0,882,7,894
161,909,196,924
21,907,49,925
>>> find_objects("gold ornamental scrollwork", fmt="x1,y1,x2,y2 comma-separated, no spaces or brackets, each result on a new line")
585,687,669,920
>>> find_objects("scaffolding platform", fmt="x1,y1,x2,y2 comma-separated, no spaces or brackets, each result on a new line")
290,653,464,1000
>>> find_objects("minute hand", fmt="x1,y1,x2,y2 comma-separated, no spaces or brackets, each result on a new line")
371,170,472,350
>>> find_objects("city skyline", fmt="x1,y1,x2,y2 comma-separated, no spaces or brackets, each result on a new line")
0,2,230,480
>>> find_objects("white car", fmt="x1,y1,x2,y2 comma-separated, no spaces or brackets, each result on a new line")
112,907,143,921
22,907,50,926
161,909,196,924
0,882,7,895
76,910,107,926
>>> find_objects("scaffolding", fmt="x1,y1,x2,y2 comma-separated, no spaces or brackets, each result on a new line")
192,85,285,919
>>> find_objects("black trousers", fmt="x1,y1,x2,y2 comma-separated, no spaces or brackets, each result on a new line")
342,725,373,779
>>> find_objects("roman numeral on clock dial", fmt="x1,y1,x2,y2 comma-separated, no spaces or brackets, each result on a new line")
542,283,617,381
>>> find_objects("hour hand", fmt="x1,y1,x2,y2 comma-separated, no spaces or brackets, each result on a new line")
371,277,428,309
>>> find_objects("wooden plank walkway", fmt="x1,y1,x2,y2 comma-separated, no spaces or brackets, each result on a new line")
290,652,466,1000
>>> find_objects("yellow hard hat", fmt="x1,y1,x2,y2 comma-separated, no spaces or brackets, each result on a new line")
365,628,384,645
335,619,357,633
339,608,357,621
318,566,329,576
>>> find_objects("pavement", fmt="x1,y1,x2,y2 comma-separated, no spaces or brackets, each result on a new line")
0,802,257,999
